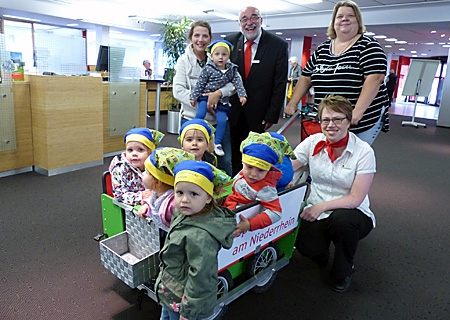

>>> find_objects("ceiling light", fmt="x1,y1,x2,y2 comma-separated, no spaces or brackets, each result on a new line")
395,41,407,44
220,34,226,38
286,38,292,41
374,35,387,39
276,32,283,35
412,55,417,57
421,53,427,56
443,45,450,48
285,0,323,4
203,9,237,21
425,42,435,45
398,48,405,51
3,14,41,22
78,19,145,31
441,34,446,37
385,38,397,42
385,45,392,48
431,30,436,33
365,32,375,36
128,15,162,24
411,51,417,53
66,23,79,27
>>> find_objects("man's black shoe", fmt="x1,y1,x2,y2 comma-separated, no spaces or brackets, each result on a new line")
332,270,354,293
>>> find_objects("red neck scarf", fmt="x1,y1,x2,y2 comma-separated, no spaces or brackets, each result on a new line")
312,133,349,163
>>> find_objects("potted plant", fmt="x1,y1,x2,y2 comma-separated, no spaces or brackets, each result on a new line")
160,16,192,133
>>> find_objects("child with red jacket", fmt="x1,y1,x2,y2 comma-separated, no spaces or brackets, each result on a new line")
224,132,289,237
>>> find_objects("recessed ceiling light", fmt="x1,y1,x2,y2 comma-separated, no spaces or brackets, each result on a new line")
431,30,436,33
425,42,435,45
398,48,405,51
385,45,392,48
3,14,41,22
443,45,450,48
439,42,445,45
395,41,407,44
220,34,226,38
365,32,375,36
67,23,79,27
385,38,397,42
276,32,283,35
374,35,387,39
441,34,446,37
286,38,292,41
412,55,417,57
421,53,427,56
411,51,417,53
313,34,317,37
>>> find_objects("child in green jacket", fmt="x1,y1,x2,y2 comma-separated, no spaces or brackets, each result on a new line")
156,160,236,320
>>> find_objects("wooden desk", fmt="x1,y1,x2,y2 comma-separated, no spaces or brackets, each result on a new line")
0,82,33,176
29,75,103,175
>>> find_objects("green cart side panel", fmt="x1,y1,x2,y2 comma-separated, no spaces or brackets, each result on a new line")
101,194,125,238
226,260,247,279
275,224,300,259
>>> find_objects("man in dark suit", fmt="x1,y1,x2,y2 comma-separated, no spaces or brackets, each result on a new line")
225,6,288,175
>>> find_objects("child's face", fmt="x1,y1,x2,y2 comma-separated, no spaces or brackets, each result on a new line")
242,162,269,184
211,46,229,70
182,129,209,161
125,141,150,171
175,182,212,216
142,169,157,191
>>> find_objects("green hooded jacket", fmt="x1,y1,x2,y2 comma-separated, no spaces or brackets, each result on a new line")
156,205,236,319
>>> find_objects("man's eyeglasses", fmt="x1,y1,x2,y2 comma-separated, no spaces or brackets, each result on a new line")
319,117,347,125
239,15,261,23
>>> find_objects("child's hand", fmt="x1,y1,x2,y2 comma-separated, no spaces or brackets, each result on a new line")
233,214,251,237
189,99,195,107
142,189,152,199
240,96,247,106
137,204,149,219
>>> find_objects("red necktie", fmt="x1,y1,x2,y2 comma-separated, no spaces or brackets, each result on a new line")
312,133,349,163
244,41,254,79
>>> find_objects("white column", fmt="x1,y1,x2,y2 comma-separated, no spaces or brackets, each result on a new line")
289,37,304,61
437,47,450,127
96,25,109,46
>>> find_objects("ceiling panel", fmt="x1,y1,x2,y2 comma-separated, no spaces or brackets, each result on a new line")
1,0,450,57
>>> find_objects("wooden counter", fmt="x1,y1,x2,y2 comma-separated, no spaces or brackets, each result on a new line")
29,75,103,175
0,82,33,175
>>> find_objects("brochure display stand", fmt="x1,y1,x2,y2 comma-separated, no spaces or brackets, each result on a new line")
401,59,440,128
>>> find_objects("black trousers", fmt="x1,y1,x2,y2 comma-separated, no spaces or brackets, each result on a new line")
296,208,373,279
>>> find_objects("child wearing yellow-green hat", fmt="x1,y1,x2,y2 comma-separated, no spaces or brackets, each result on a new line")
137,147,194,232
109,127,164,206
224,132,290,237
155,160,235,320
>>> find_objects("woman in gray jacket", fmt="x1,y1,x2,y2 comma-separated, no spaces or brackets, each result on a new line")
172,20,234,175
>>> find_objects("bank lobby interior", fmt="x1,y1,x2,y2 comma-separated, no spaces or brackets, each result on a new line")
1,1,450,319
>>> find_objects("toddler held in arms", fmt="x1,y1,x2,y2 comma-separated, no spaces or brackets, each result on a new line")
190,40,247,156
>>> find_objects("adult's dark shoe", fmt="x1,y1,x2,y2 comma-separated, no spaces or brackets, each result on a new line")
332,270,354,293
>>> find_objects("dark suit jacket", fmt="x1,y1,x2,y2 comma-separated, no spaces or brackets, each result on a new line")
226,30,288,131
